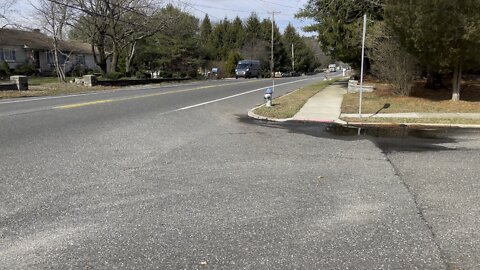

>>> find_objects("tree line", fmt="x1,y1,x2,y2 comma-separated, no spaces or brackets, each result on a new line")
30,0,321,80
124,10,321,78
297,0,480,101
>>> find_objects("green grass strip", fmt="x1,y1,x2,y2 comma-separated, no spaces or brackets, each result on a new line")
253,80,336,119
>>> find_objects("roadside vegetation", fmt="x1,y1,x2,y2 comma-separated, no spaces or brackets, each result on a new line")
342,80,480,114
341,79,480,125
0,82,114,99
1,1,328,99
298,0,480,102
253,80,336,119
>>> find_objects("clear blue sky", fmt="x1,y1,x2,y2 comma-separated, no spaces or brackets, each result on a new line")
13,0,315,36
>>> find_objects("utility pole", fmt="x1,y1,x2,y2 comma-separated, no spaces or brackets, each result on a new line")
291,43,295,73
268,11,280,91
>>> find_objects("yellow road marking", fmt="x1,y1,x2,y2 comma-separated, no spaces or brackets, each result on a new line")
54,99,114,109
53,80,259,110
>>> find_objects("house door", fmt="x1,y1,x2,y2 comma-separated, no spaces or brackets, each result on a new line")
34,51,40,68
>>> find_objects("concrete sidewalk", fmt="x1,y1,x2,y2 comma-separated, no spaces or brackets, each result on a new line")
291,81,480,127
292,82,347,123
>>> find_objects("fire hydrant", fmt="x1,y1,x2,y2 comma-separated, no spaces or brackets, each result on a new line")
264,87,273,107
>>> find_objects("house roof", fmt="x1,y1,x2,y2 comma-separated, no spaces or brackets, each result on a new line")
0,28,92,54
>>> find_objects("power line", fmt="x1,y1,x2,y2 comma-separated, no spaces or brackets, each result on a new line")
190,3,252,14
258,0,297,9
247,0,270,13
175,0,222,20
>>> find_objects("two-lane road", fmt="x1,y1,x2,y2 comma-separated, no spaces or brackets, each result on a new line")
1,73,478,269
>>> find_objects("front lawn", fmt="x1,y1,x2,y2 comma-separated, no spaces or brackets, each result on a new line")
342,80,480,114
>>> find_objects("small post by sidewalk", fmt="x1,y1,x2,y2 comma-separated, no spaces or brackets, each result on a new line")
10,75,28,91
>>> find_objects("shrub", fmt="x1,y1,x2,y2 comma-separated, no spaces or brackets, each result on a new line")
14,63,37,76
68,64,88,77
368,22,419,96
0,61,10,80
104,71,123,80
135,70,148,79
225,51,242,77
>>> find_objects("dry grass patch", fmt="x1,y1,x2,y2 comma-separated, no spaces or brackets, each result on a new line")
342,80,480,114
1,81,115,99
253,80,335,119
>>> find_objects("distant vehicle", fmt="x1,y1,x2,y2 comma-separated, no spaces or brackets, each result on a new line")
235,60,261,79
328,64,336,72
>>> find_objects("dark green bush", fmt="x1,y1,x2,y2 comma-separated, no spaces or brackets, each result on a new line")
0,61,10,80
14,63,37,76
135,71,148,79
104,72,123,80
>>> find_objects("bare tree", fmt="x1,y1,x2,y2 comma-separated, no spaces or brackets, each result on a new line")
122,2,178,75
32,0,73,82
1,0,17,29
65,0,172,74
368,22,419,96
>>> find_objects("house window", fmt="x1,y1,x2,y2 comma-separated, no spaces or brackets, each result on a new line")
0,48,16,62
47,51,66,65
76,54,85,65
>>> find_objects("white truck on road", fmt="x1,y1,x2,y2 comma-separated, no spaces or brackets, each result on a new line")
328,64,336,72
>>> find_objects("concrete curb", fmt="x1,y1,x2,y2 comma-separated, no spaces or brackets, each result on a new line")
247,105,293,122
247,107,347,125
247,78,347,124
248,108,480,129
343,121,480,129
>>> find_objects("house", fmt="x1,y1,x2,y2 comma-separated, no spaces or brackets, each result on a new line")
0,28,98,75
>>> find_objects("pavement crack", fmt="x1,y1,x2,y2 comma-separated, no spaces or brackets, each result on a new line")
382,151,452,270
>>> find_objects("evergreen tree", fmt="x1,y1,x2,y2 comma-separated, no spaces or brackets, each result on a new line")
231,16,245,49
260,19,288,72
208,18,231,60
241,13,268,66
200,14,212,44
245,13,261,40
282,24,316,73
225,51,242,76
385,0,480,101
199,14,213,60
297,0,384,65
132,6,201,77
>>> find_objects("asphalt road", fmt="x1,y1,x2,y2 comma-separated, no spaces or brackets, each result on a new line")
1,74,479,269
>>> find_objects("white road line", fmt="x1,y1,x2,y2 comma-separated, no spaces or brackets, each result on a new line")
174,78,312,111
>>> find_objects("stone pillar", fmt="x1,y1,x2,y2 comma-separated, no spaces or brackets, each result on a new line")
10,75,28,91
348,80,358,93
83,75,97,87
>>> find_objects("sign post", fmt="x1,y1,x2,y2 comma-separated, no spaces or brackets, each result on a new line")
359,14,367,118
